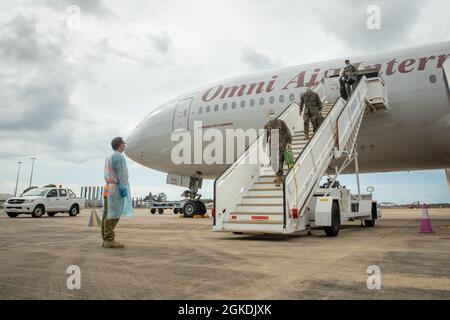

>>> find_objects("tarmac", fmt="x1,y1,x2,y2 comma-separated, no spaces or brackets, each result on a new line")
0,207,449,300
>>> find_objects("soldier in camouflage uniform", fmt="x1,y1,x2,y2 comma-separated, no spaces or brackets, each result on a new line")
264,110,292,187
300,87,323,140
343,59,358,98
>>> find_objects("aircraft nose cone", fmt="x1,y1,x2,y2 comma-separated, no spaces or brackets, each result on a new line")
125,131,140,161
125,105,175,167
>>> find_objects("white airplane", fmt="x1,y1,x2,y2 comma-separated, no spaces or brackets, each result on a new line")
125,41,450,214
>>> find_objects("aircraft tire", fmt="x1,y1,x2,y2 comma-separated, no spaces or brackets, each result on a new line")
183,201,198,218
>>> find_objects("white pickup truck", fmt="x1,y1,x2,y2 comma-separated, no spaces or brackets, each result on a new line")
5,187,85,218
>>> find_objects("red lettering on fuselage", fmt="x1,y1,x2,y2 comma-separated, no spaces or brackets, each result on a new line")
282,71,306,90
221,85,247,99
418,56,436,71
202,85,223,102
201,52,449,102
437,54,450,68
266,76,277,93
385,58,398,76
247,82,265,95
398,59,416,73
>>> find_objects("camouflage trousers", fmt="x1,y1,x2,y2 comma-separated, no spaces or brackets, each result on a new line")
276,148,286,177
303,110,323,135
346,83,356,99
101,197,120,241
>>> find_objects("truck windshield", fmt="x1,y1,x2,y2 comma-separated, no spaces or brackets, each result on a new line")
22,188,50,196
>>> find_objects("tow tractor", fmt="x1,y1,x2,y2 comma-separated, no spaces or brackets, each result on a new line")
307,180,380,236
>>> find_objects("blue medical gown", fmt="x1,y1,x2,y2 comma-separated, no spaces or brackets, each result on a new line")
104,151,134,219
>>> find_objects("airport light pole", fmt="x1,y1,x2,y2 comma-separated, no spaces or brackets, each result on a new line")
14,161,22,196
29,157,37,188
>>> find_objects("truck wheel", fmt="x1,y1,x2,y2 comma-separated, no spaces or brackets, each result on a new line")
158,208,164,215
364,219,375,227
32,205,45,218
324,201,340,237
69,205,79,217
47,212,56,217
150,208,156,214
7,212,19,218
183,201,198,218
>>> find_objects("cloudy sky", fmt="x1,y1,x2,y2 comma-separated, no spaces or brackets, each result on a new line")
0,0,449,203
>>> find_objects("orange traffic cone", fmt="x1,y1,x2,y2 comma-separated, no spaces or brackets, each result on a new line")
419,204,434,234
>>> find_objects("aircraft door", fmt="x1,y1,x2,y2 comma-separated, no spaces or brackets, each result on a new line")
173,98,193,131
443,60,450,93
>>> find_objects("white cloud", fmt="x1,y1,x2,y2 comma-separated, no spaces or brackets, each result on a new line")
241,47,281,70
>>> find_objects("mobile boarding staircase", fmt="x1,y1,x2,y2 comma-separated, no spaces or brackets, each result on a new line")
213,74,389,235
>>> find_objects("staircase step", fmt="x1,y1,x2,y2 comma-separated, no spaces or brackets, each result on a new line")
241,196,284,205
247,189,283,197
257,175,294,183
251,183,283,190
293,141,309,145
234,205,284,213
258,176,278,183
293,135,311,140
254,181,277,185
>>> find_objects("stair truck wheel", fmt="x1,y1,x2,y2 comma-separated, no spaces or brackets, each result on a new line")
364,202,377,227
7,212,19,218
32,205,45,218
158,208,164,215
183,200,198,218
324,201,341,237
364,219,375,227
173,208,179,214
150,208,156,214
69,205,79,217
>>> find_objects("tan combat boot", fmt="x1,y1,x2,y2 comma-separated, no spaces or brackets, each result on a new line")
275,175,283,187
304,132,310,140
103,240,125,249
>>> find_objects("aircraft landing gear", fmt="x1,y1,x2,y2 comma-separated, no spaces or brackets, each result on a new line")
182,197,207,218
181,178,207,218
